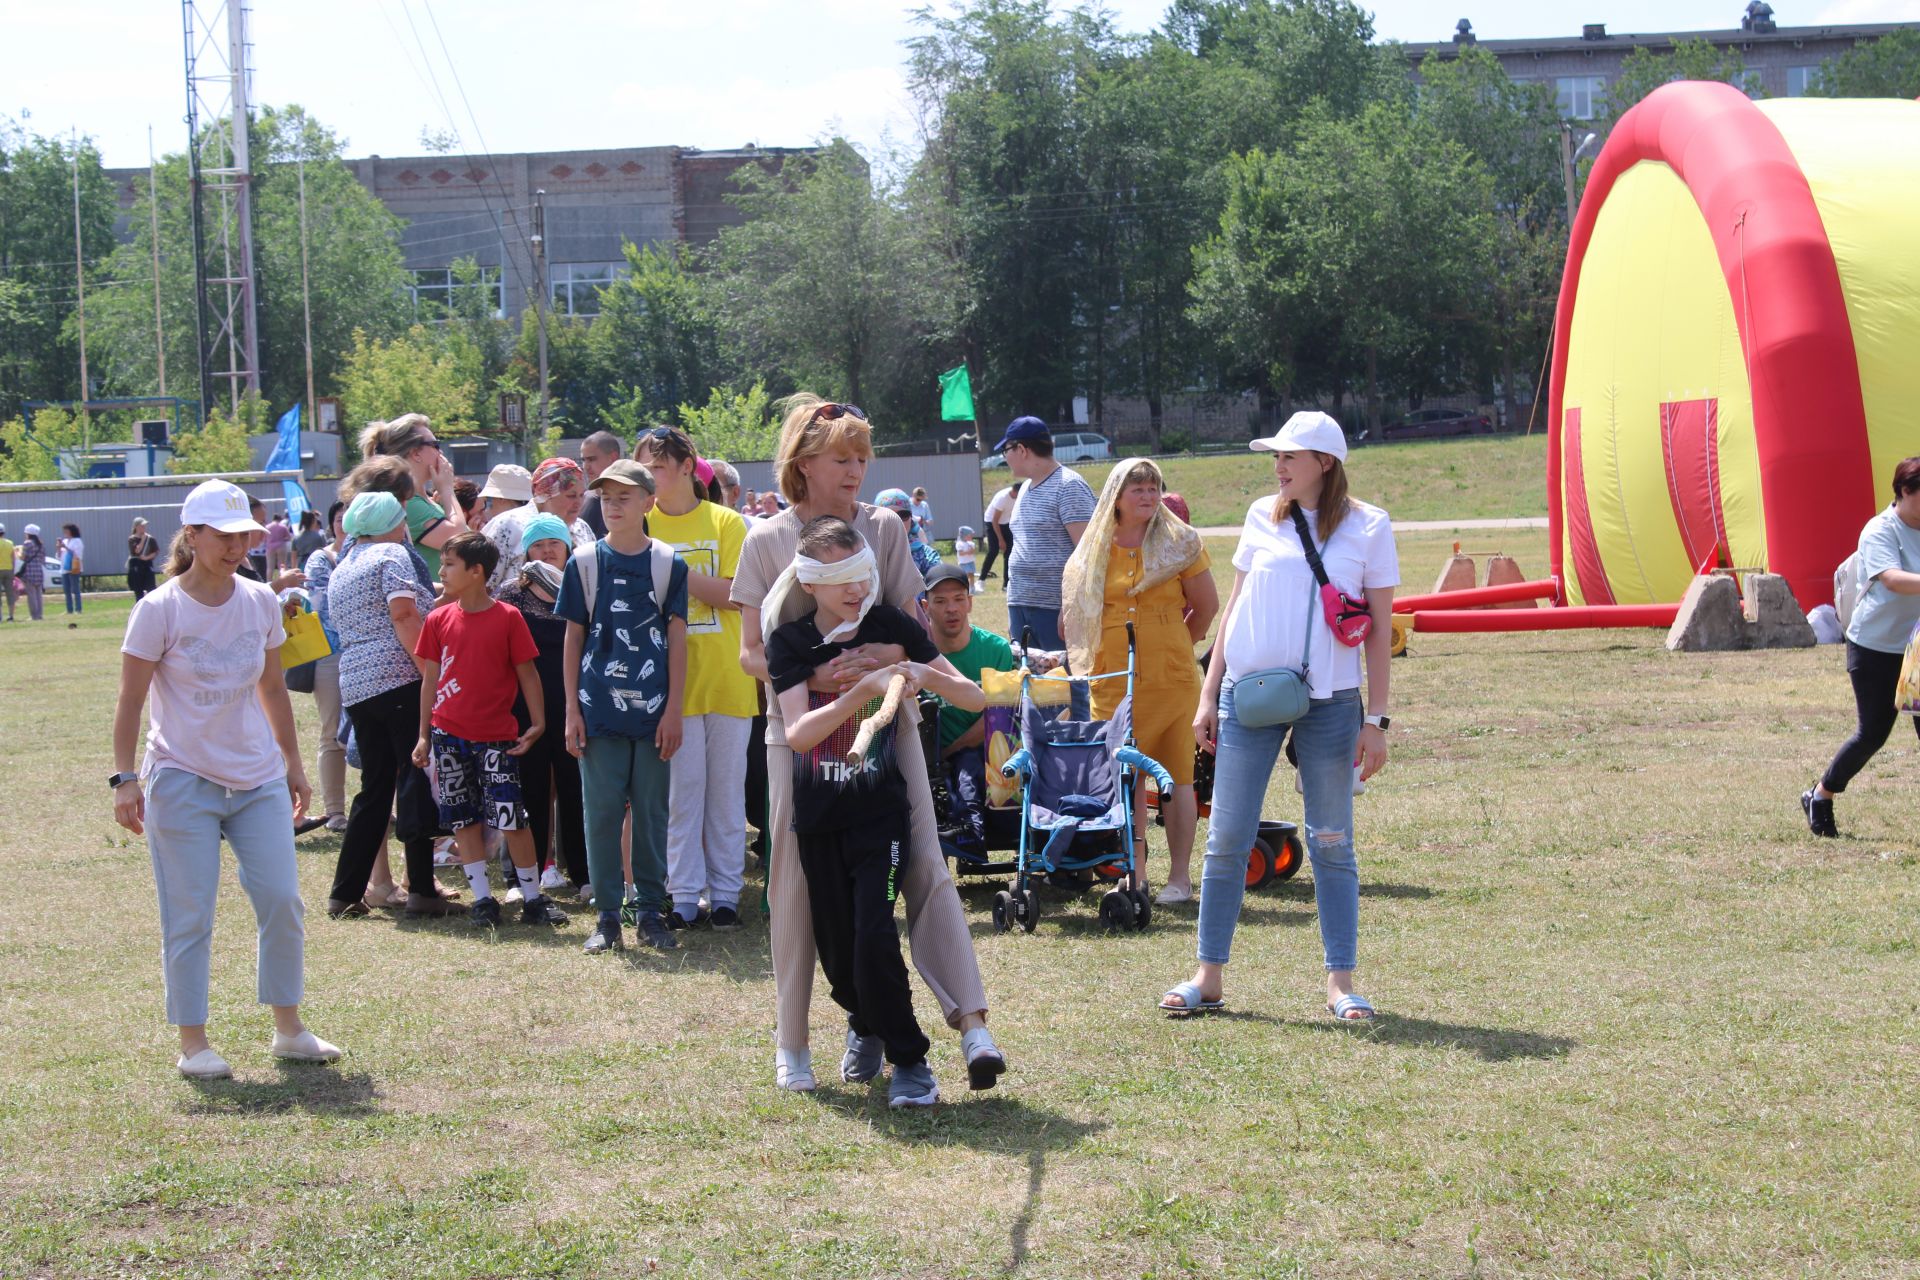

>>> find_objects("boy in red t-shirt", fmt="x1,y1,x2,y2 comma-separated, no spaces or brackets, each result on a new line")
412,531,569,928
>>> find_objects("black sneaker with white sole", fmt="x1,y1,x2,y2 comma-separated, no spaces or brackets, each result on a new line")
637,911,680,950
521,895,569,926
470,897,503,928
710,906,740,931
1801,788,1839,838
667,906,709,930
583,912,623,953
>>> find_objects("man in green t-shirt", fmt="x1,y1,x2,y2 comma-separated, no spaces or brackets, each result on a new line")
923,563,1014,849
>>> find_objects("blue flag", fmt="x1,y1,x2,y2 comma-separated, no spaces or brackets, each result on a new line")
266,404,310,523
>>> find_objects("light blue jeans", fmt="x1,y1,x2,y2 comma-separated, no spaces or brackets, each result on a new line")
1196,683,1363,971
145,768,305,1026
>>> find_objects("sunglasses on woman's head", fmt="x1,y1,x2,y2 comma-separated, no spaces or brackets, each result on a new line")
809,403,867,425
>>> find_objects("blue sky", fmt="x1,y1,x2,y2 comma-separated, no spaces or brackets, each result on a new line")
11,0,1916,168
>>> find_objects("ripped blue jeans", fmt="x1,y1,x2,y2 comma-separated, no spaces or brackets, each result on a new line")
1195,682,1362,971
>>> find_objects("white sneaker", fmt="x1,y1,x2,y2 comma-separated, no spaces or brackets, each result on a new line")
177,1047,232,1079
539,864,565,891
432,838,458,867
503,884,525,905
325,814,349,833
271,1029,343,1062
775,1048,816,1092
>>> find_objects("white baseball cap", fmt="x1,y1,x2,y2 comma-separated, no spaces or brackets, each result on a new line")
180,479,266,533
1250,411,1348,462
479,463,534,502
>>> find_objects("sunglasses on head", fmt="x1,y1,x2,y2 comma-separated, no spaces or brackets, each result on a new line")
808,403,867,425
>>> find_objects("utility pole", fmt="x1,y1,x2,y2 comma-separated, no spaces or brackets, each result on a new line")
182,0,262,417
70,129,92,449
532,188,550,443
147,127,167,397
297,155,316,434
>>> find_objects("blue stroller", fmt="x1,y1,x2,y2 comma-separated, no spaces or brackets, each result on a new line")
991,624,1174,934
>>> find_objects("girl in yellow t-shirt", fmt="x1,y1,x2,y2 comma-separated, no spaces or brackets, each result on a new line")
637,427,759,929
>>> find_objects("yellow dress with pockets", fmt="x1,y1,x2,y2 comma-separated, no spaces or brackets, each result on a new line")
1088,543,1209,786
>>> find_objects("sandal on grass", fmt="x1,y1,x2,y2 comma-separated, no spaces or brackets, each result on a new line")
1327,993,1378,1022
1159,980,1224,1018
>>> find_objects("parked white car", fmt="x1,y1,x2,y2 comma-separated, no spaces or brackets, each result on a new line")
981,431,1114,469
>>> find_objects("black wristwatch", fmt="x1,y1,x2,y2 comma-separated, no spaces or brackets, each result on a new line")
108,771,139,789
1364,715,1391,731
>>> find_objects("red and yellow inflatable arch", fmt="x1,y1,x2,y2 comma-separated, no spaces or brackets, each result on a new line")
1549,81,1920,609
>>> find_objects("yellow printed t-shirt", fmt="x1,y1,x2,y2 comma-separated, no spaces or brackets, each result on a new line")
648,500,757,718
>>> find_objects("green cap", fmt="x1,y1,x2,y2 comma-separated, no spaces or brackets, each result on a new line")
588,459,656,493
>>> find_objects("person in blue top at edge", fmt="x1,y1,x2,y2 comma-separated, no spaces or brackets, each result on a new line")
558,459,689,953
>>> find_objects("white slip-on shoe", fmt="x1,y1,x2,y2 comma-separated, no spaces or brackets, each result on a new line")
539,864,566,892
271,1030,343,1063
775,1048,816,1092
177,1047,232,1080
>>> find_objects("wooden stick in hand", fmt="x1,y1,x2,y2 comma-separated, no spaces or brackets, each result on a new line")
845,673,909,765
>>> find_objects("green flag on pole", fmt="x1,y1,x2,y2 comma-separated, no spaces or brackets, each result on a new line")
937,364,975,422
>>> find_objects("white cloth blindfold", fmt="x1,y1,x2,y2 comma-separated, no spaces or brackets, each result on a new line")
761,543,880,644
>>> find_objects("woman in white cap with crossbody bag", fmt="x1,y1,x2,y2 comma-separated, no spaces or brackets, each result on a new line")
111,479,341,1079
1159,413,1399,1022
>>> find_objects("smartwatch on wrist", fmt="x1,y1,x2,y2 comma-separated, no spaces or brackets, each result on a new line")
1364,715,1391,731
108,771,139,789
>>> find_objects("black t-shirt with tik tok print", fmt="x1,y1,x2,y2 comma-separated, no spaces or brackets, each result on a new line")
766,604,938,835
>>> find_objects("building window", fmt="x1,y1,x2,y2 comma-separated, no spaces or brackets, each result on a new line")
549,262,625,317
1786,65,1823,97
409,266,504,320
1555,76,1608,120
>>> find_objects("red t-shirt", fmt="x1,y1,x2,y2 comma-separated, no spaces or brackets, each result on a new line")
414,600,539,743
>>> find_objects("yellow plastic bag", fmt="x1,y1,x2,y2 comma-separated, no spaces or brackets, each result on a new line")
1897,620,1920,716
280,608,333,669
979,667,1072,707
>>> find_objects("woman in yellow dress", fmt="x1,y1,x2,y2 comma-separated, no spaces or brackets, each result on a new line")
1061,459,1219,903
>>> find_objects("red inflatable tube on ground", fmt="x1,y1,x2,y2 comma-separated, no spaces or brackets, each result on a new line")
1407,605,1678,633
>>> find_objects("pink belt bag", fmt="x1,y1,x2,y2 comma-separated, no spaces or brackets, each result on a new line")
1289,505,1371,648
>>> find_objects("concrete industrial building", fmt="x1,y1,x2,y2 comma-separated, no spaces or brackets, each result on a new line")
1403,12,1914,120
104,143,813,322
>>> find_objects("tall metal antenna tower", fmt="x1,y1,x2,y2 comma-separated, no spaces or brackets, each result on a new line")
181,0,261,416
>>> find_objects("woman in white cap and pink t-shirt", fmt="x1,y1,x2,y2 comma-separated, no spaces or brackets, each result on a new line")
111,479,342,1079
1160,413,1399,1023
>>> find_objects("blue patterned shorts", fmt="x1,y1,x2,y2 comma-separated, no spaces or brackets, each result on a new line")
429,728,525,832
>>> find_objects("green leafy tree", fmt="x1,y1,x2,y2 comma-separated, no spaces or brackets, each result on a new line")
708,140,952,434
85,106,411,419
337,326,477,442
1603,40,1760,130
588,240,724,429
0,128,116,418
0,406,84,482
676,382,779,463
1809,28,1920,99
169,396,262,475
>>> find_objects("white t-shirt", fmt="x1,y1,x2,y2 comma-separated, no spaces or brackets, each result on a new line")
985,486,1015,523
955,536,977,567
121,576,289,791
1221,498,1398,699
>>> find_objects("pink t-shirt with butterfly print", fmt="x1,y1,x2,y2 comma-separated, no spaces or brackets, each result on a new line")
121,575,288,791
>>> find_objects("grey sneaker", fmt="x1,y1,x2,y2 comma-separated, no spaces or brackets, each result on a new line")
583,912,623,953
840,1026,884,1083
888,1059,939,1109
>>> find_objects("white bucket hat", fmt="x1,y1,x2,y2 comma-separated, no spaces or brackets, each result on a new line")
479,464,534,503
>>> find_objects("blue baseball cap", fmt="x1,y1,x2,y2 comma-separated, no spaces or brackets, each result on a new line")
990,416,1050,454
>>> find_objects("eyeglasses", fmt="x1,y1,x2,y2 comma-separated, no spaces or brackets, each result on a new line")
808,403,867,425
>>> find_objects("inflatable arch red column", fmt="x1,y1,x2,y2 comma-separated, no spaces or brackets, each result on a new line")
1547,81,1875,608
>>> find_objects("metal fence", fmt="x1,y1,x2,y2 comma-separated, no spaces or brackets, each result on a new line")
0,472,338,587
726,452,985,542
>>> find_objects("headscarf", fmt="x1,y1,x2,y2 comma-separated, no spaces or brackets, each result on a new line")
875,487,913,513
1059,459,1204,678
520,513,571,553
530,456,583,498
343,491,407,538
759,540,881,645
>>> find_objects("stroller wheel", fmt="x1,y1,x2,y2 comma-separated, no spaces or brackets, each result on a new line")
1099,889,1129,932
1245,838,1276,891
991,890,1013,933
1270,830,1305,882
1128,886,1152,931
1019,888,1040,933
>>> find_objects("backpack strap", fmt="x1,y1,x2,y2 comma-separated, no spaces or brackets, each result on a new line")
648,538,675,613
569,541,603,619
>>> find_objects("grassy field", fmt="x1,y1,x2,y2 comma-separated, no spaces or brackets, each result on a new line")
993,432,1549,529
3,533,1918,1279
